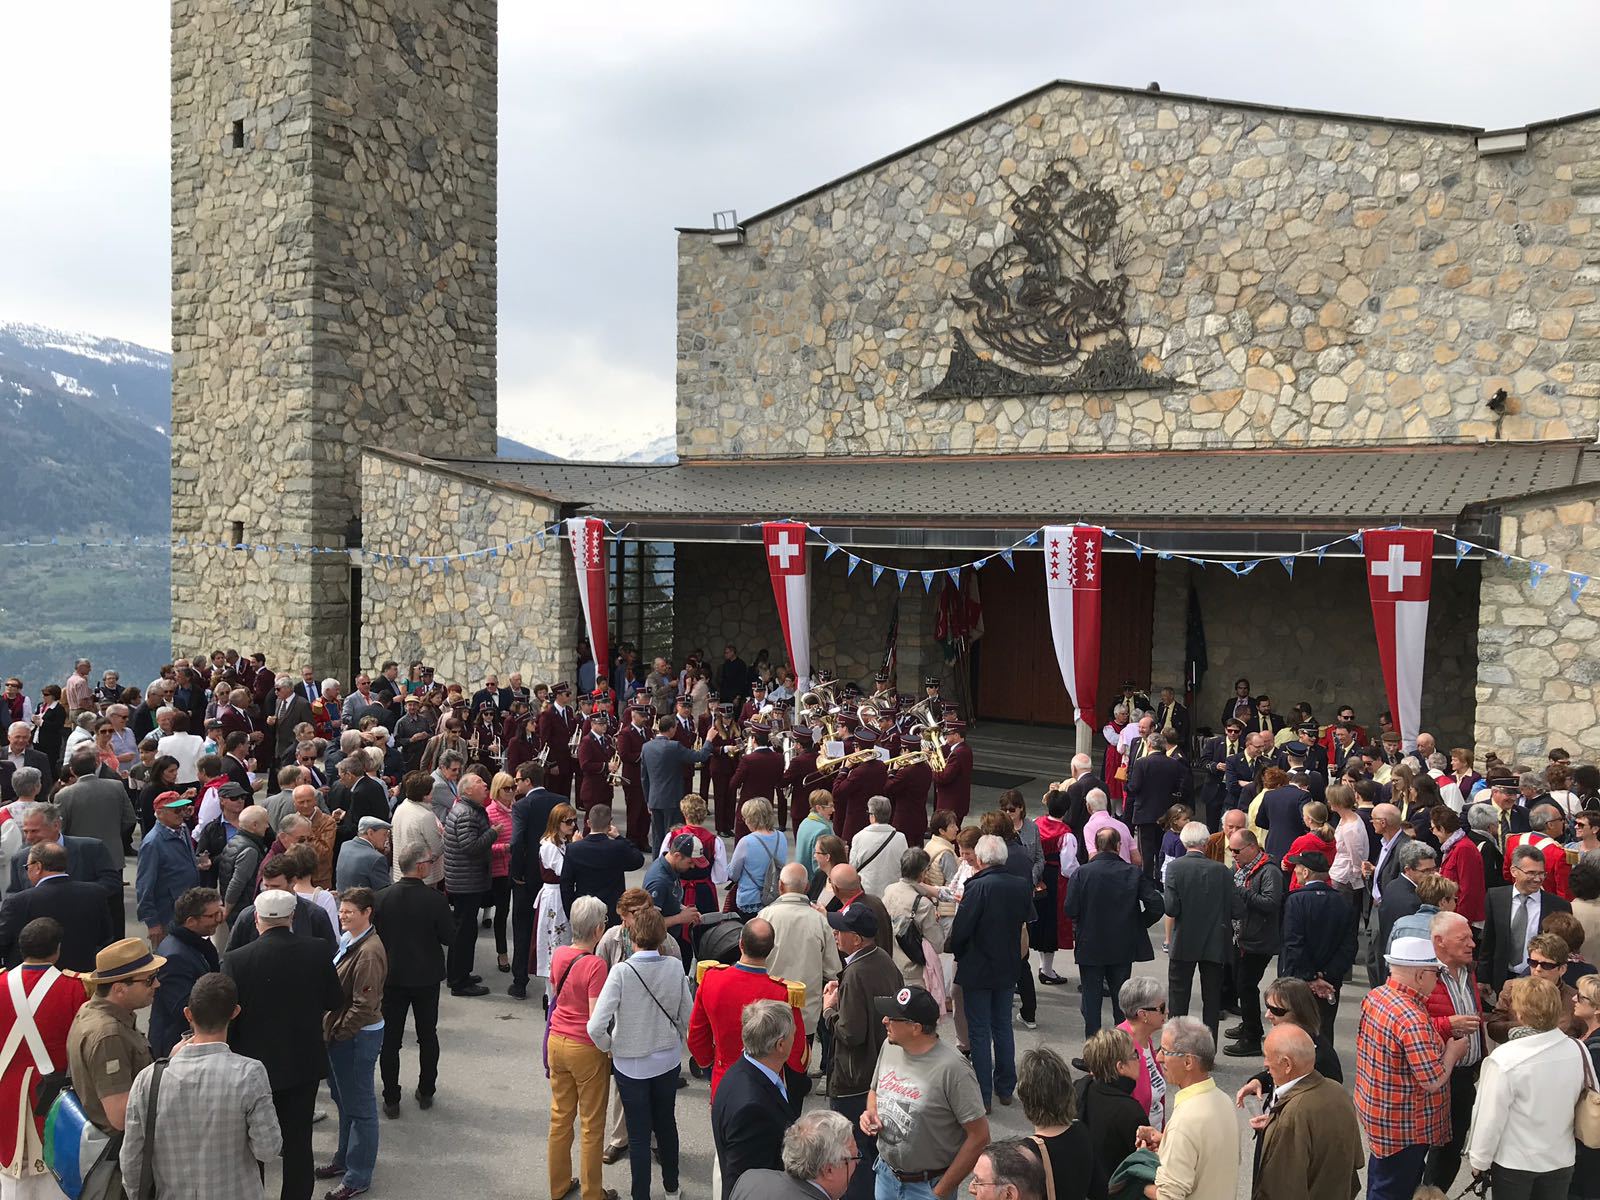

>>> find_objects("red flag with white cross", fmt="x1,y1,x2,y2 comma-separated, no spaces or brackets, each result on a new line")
762,522,812,691
1363,528,1434,752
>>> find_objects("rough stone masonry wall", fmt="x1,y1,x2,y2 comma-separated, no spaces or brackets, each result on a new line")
672,544,944,695
676,84,1600,458
359,452,575,686
1149,556,1480,747
1475,491,1600,763
171,0,497,675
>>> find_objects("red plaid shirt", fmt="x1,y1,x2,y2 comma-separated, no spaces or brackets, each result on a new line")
1354,979,1451,1157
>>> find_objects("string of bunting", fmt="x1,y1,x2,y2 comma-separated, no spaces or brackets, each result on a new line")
6,521,1589,603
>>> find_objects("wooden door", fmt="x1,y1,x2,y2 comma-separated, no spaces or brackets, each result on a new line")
973,552,1153,727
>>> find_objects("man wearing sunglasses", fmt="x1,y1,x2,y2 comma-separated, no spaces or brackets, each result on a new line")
1479,844,1572,995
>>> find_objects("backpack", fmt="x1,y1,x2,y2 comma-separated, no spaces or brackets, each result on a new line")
748,833,782,908
893,895,928,967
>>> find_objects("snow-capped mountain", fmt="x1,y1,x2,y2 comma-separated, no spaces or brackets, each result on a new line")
500,427,676,464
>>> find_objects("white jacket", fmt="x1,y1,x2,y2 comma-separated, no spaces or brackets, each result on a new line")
1466,1026,1586,1172
758,892,841,1028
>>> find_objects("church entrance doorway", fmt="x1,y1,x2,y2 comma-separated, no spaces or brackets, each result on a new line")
972,553,1154,727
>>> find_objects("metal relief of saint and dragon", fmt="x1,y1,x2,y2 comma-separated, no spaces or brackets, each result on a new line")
915,158,1173,400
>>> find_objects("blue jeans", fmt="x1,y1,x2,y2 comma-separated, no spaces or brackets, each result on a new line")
326,1026,383,1189
874,1157,939,1200
1367,1144,1429,1200
961,986,1016,1106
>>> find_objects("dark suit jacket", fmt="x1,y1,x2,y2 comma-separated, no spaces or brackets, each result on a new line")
641,736,710,813
1125,753,1194,826
712,1055,810,1199
949,866,1033,987
0,749,54,800
372,876,455,988
560,834,644,922
1062,852,1163,966
1063,774,1106,863
509,788,562,884
1478,886,1572,991
272,696,314,763
149,925,221,1057
1368,874,1421,986
1163,851,1235,963
1256,786,1310,861
0,875,111,972
1279,880,1359,985
8,835,120,898
222,926,343,1090
1371,831,1412,897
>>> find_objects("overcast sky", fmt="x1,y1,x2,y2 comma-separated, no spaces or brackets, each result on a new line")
2,1,1597,452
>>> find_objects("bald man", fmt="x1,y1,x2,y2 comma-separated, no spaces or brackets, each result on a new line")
760,862,841,1037
1253,1024,1363,1199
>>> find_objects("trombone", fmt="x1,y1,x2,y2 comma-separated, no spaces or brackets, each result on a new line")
807,745,879,783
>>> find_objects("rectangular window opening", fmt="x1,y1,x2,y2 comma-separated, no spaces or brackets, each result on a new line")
230,520,245,547
231,119,245,149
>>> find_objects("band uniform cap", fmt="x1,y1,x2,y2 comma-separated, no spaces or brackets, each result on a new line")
1490,778,1519,792
717,703,735,716
87,937,165,984
357,816,391,833
669,834,698,858
943,719,967,733
852,726,878,744
676,694,693,706
589,711,609,725
789,726,815,744
628,704,653,716
156,791,193,810
552,682,572,695
1297,722,1319,735
1385,936,1441,969
873,670,890,681
1284,849,1330,873
826,906,878,938
924,678,941,688
746,721,772,735
874,985,940,1026
752,680,767,691
254,889,298,921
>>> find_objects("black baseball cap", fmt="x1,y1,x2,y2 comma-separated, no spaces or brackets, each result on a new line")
1284,850,1330,872
875,985,940,1026
826,905,878,938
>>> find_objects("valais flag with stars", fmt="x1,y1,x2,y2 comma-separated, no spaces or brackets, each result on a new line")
566,518,609,687
1364,528,1434,752
763,522,812,691
1044,526,1103,726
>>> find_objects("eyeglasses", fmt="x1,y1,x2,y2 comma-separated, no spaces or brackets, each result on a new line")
1139,1004,1167,1015
1153,1047,1191,1060
1264,1001,1289,1017
1514,868,1547,880
1529,958,1562,971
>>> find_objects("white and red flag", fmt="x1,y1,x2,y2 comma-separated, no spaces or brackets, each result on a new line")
566,518,609,686
1363,528,1434,752
763,522,812,691
1044,526,1103,725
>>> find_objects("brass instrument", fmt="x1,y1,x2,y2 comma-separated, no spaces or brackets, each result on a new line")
883,749,929,772
809,746,879,781
779,730,796,770
568,722,584,755
922,728,948,773
856,702,881,728
607,752,625,786
899,694,941,734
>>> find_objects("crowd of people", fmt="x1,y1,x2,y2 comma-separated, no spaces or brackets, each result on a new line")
0,652,1597,1200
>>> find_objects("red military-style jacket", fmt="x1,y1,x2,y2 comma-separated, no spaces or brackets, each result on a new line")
687,962,807,1099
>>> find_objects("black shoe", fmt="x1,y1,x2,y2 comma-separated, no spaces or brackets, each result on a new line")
676,1075,689,1089
450,983,490,997
688,1061,704,1079
1224,1024,1248,1039
466,974,482,985
1037,970,1067,986
383,1099,400,1119
481,915,493,928
508,982,528,1000
1223,1039,1262,1058
415,1090,434,1110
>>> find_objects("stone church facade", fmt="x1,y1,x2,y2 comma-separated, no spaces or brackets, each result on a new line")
168,15,1600,758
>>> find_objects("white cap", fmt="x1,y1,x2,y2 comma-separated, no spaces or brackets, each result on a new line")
255,889,298,920
1385,936,1440,969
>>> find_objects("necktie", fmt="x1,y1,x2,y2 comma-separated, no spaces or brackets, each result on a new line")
1511,893,1529,968
1500,811,1511,848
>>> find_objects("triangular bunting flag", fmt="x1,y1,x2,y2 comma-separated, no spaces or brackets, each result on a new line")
1571,574,1591,604
870,563,883,585
895,569,909,590
947,567,961,585
1530,562,1551,587
1024,532,1040,547
1455,540,1470,566
1279,556,1295,577
1351,532,1364,551
920,570,935,592
847,555,860,577
824,543,839,561
1000,550,1014,569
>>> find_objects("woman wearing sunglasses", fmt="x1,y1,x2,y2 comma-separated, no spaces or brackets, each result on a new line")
1233,975,1344,1112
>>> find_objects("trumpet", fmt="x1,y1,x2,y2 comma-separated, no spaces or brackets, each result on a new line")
607,752,625,786
884,749,929,772
568,722,584,755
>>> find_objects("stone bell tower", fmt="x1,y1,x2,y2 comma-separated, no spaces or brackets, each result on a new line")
170,0,498,676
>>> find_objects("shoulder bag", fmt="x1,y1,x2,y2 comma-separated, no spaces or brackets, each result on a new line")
134,1061,166,1200
541,949,593,1077
1575,1038,1600,1149
1028,1134,1057,1200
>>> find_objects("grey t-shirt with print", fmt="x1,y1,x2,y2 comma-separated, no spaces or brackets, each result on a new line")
872,1039,986,1173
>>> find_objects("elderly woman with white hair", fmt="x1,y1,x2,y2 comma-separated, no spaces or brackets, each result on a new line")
1115,974,1170,1130
546,894,612,1200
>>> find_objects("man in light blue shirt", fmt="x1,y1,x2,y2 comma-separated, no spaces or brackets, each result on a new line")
713,998,809,1199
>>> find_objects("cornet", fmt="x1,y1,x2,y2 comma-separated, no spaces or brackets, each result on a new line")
607,752,625,786
883,749,928,772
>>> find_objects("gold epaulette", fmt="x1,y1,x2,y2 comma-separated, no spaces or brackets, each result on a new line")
694,961,730,987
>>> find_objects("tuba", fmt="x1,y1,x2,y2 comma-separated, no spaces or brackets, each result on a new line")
921,728,948,773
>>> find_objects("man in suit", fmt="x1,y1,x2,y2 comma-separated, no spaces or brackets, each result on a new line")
641,716,712,850
147,885,224,1058
537,682,581,799
10,800,122,906
0,722,53,801
559,803,643,923
1224,730,1268,810
267,676,314,769
1364,803,1411,940
718,644,752,712
1248,695,1285,737
1152,687,1189,748
1368,840,1436,986
0,842,112,971
1063,826,1164,1036
713,997,810,1200
1220,677,1254,730
373,841,456,1116
1479,842,1573,994
931,721,974,823
1198,718,1245,830
949,833,1033,1109
508,762,561,1000
428,751,464,824
1278,851,1359,1057
1486,779,1532,848
222,889,342,1200
1163,821,1235,1039
467,673,511,731
730,1110,860,1200
1126,734,1194,879
55,747,137,867
1058,753,1105,865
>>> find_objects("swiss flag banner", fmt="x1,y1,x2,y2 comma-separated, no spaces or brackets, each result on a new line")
762,522,812,692
566,518,609,687
1364,528,1434,751
1044,526,1103,725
